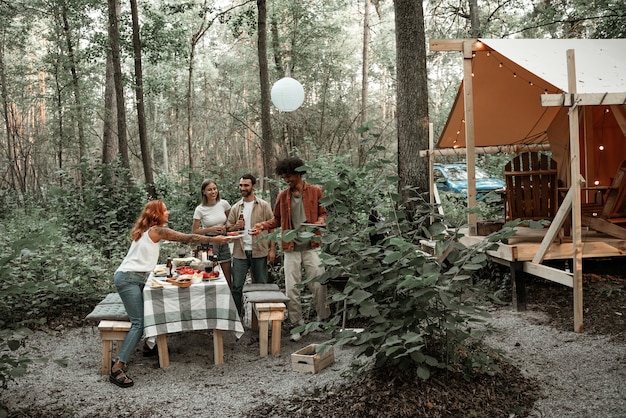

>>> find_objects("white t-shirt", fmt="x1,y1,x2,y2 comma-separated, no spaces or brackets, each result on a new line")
242,200,254,250
115,229,160,273
193,200,231,230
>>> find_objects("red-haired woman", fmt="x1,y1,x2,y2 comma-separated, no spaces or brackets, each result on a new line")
110,200,228,388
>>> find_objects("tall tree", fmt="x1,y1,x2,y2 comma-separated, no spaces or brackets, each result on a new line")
394,0,429,208
58,0,86,176
130,0,156,198
107,0,131,183
257,0,275,196
102,0,119,165
359,0,371,167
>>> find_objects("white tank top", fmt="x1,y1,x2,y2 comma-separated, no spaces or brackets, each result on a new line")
115,228,160,273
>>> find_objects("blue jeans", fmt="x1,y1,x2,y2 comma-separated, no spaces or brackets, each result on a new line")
231,252,268,315
211,242,232,262
114,270,148,364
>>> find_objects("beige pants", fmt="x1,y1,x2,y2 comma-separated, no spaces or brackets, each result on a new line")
283,248,330,325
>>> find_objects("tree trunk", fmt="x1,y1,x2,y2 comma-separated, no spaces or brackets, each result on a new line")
394,0,429,209
359,0,371,167
60,2,86,182
469,0,480,37
130,0,156,198
107,0,131,183
102,45,118,164
257,0,276,198
0,47,20,192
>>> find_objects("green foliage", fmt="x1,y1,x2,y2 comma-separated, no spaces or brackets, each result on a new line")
0,211,114,329
0,327,34,390
299,154,509,380
438,191,506,228
47,162,145,260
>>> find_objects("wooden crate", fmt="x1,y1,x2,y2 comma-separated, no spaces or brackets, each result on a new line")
291,344,334,374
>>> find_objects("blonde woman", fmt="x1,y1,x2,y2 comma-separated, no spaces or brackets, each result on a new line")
192,179,233,286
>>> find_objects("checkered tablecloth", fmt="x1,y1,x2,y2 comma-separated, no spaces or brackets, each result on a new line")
143,271,244,339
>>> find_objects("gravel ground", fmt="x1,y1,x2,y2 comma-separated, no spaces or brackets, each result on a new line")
1,307,625,417
486,308,626,418
1,323,356,418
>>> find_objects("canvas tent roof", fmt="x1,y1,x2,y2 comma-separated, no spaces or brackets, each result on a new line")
437,38,626,149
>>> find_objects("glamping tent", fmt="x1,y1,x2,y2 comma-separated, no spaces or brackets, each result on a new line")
434,38,626,192
429,38,626,332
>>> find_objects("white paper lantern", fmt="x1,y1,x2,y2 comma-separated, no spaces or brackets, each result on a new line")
271,77,305,112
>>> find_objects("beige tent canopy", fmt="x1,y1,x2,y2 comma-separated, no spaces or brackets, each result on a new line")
435,38,626,188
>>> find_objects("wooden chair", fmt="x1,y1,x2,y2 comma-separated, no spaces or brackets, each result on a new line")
582,160,626,239
505,152,558,222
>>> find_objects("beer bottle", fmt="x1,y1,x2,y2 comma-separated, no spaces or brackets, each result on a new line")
166,257,173,278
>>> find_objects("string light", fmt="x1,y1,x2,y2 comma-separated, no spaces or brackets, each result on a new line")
488,50,558,95
599,145,604,151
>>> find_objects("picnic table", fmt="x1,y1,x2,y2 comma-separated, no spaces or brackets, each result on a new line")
143,265,244,367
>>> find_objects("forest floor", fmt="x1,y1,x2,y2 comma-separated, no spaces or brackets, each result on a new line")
245,265,626,418
1,266,625,417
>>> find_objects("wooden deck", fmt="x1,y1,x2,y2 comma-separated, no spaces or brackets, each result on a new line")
458,226,626,263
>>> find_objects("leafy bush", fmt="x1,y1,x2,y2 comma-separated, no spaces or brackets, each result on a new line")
0,211,114,328
297,153,515,380
47,162,145,260
0,327,34,390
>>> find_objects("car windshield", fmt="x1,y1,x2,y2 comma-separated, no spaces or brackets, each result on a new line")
444,166,490,181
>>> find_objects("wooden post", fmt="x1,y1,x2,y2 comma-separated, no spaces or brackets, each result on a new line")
566,50,584,333
463,40,478,236
510,261,527,311
429,123,435,223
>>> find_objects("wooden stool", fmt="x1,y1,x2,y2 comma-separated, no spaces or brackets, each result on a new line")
98,320,131,376
252,302,286,356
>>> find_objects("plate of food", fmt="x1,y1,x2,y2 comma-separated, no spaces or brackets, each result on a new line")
226,231,246,239
172,257,200,268
300,223,326,228
153,266,168,277
166,277,193,287
202,270,221,280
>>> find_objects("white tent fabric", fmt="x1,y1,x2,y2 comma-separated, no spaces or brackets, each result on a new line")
484,39,626,94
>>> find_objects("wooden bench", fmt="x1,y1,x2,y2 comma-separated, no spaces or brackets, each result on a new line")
98,320,132,376
252,302,286,356
86,294,132,375
243,287,289,357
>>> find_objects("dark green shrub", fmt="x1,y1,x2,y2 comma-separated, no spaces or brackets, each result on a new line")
297,154,517,381
47,162,145,259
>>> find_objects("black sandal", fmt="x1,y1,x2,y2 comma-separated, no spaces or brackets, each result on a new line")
109,367,134,388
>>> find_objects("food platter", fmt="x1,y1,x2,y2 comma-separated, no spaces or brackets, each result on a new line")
153,266,168,277
226,231,246,239
300,223,326,228
166,277,192,288
202,272,221,281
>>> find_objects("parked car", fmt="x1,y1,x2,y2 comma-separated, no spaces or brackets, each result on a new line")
433,163,505,201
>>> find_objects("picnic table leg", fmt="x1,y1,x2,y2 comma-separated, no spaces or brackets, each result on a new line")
213,329,224,365
259,320,269,357
156,334,169,368
270,319,282,355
